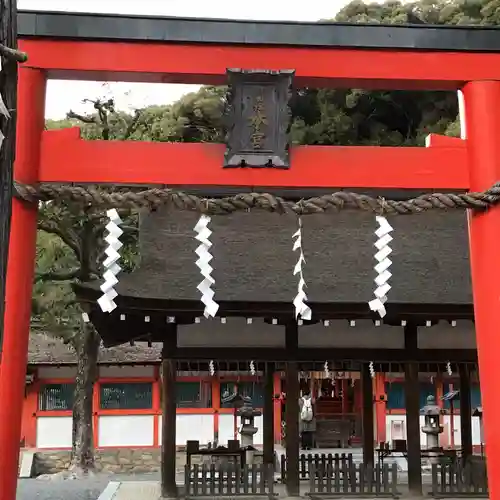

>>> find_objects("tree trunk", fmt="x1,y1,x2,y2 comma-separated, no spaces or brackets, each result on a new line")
70,320,99,474
0,0,19,350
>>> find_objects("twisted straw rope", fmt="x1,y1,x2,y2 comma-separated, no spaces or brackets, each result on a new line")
13,181,500,216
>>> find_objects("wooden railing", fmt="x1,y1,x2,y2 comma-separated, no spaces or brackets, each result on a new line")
307,462,399,498
184,463,276,498
280,453,353,481
430,461,488,497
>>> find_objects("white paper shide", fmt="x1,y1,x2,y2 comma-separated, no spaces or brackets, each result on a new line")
0,58,10,153
98,209,123,313
368,216,394,318
194,214,219,318
369,361,376,379
292,218,312,321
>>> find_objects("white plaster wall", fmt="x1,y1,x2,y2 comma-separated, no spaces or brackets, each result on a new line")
385,414,482,447
178,319,284,347
99,365,155,378
159,414,214,446
98,415,154,447
441,415,482,446
218,414,263,446
218,414,236,445
36,416,73,448
385,415,427,446
37,366,77,379
299,321,403,348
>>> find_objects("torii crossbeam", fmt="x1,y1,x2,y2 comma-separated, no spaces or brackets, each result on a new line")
1,10,500,500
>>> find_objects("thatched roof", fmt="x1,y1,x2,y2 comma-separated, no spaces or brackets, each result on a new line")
116,207,471,305
28,332,161,365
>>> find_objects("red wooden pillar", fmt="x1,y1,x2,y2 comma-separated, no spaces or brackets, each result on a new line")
152,366,161,446
0,67,46,500
212,378,221,444
464,80,500,500
374,373,387,444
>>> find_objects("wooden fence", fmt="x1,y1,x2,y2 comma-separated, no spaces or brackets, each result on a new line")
184,463,276,498
280,453,353,481
430,461,488,498
307,462,399,498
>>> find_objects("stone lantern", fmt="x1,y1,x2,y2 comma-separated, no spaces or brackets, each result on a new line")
222,391,262,464
421,395,444,463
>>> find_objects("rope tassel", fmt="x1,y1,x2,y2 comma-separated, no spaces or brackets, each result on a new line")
194,215,219,318
98,209,123,313
292,218,312,321
369,216,394,318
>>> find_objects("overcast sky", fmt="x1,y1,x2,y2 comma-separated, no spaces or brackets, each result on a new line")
17,0,355,119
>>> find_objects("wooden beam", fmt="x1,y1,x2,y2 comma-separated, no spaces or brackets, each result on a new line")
19,38,500,90
39,128,468,189
170,347,477,362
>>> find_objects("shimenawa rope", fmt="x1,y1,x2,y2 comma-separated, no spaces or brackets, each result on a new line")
13,181,500,216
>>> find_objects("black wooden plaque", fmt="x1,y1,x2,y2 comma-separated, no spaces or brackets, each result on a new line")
224,69,294,169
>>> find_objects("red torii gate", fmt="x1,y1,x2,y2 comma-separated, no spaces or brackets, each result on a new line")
1,10,500,500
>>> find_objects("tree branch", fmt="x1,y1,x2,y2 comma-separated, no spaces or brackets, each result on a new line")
122,109,142,140
0,43,27,63
67,110,96,124
38,221,82,262
35,268,82,283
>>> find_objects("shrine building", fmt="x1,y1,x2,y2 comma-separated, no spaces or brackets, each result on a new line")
21,333,482,452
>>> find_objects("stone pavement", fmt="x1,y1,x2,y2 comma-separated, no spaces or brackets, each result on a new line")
16,472,158,500
17,472,489,500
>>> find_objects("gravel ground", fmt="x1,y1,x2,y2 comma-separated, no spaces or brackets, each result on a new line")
16,472,162,500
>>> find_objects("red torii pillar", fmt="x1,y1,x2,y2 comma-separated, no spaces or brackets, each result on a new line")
0,67,46,500
465,80,500,500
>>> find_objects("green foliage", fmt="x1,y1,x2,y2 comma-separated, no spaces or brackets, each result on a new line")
32,230,80,340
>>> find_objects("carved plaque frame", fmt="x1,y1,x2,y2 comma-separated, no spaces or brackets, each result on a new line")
224,68,295,169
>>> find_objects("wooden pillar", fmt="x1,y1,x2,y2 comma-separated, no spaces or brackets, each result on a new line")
464,80,500,500
0,68,46,500
404,323,422,496
341,379,349,413
263,363,275,466
285,322,300,497
361,364,374,467
0,0,20,348
273,373,282,444
459,364,473,462
161,325,178,499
